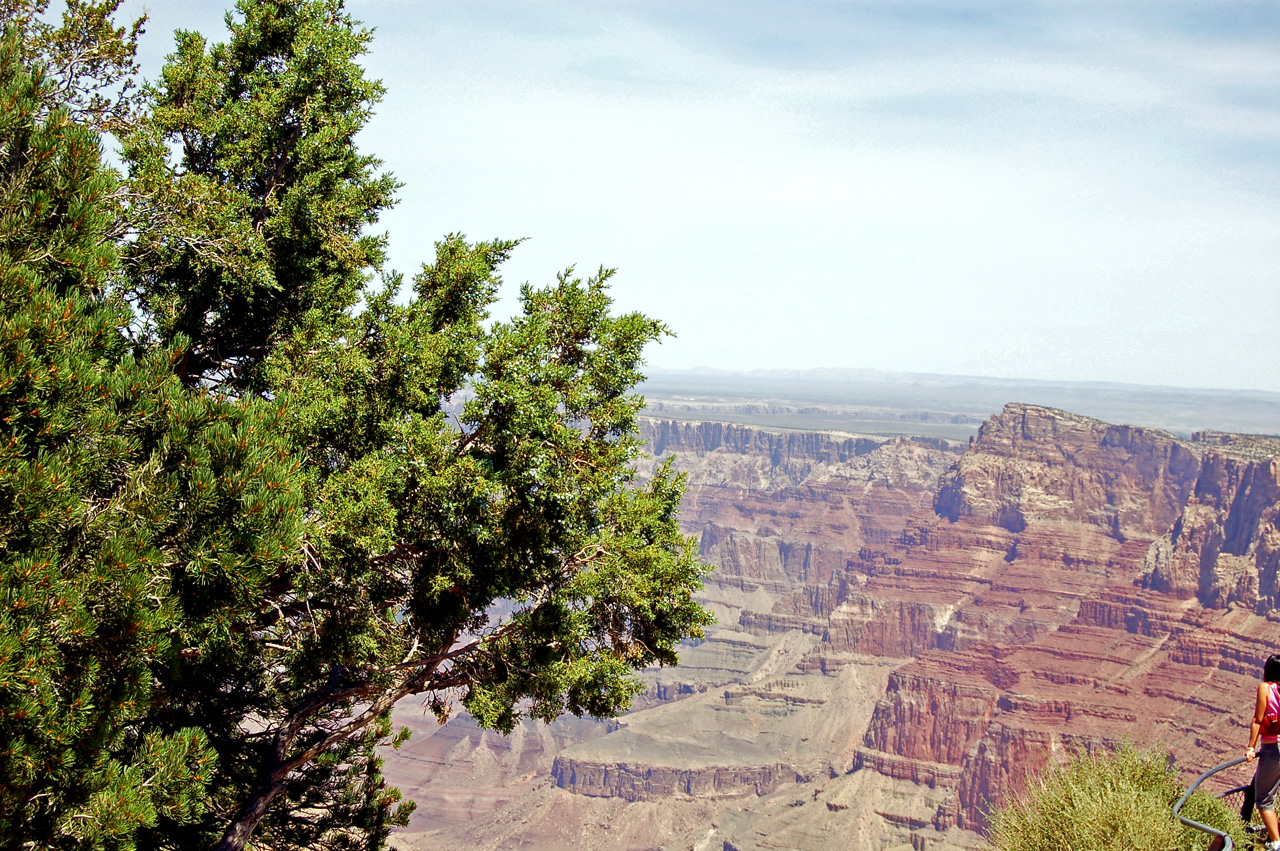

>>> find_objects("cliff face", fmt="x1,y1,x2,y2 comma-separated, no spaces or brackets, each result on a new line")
389,408,1280,851
633,419,962,641
849,406,1280,833
639,408,1280,838
645,418,887,466
1144,450,1280,608
934,406,1201,538
551,757,792,800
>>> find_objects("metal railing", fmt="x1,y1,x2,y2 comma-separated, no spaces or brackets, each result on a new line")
1173,755,1247,851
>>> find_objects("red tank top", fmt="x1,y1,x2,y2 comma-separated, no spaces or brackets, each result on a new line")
1264,683,1280,744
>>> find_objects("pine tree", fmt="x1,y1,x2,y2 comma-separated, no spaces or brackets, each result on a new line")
121,2,712,849
122,0,397,391
0,28,304,850
2,0,147,133
0,0,708,846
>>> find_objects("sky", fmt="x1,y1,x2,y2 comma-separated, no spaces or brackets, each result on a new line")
115,0,1280,392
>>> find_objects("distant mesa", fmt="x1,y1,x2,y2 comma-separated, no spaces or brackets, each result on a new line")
640,367,1280,439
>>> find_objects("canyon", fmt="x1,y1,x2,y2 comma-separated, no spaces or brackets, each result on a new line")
387,404,1280,851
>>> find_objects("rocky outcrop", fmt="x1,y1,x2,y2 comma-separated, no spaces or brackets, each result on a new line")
636,418,963,495
934,406,1201,540
645,419,884,464
864,659,1003,764
1144,450,1280,608
698,523,852,586
826,594,959,657
551,757,792,800
833,405,1280,831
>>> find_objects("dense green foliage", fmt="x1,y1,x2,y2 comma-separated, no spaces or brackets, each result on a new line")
986,743,1249,851
122,0,398,391
0,1,712,849
0,29,303,848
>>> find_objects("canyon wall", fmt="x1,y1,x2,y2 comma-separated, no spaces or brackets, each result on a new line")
846,405,1280,835
390,406,1280,851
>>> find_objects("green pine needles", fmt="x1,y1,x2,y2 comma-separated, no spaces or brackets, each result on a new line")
0,1,713,850
0,27,301,848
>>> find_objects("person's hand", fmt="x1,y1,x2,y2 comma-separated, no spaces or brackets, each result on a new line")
1247,746,1258,762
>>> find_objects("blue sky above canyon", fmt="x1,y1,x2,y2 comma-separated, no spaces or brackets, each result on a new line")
118,0,1280,392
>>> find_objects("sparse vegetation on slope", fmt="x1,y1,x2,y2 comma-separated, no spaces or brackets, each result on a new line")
986,742,1247,851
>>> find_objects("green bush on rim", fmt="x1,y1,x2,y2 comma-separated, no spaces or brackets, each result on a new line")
986,742,1249,851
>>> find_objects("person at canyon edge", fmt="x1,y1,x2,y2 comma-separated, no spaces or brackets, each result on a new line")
1246,654,1280,850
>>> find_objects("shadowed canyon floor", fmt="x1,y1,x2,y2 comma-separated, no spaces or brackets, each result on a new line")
387,405,1280,851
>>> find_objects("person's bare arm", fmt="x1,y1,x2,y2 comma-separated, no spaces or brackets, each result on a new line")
1249,682,1268,761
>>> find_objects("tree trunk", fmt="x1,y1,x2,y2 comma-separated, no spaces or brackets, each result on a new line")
210,780,284,851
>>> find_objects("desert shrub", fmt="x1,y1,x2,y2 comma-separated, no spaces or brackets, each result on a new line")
986,742,1249,851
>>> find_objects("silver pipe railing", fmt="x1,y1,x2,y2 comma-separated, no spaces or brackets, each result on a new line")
1173,755,1247,851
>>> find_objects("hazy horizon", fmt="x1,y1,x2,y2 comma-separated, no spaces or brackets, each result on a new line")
645,364,1280,397
639,365,1280,437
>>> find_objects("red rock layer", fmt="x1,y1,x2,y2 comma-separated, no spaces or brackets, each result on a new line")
389,410,1280,849
848,405,1280,831
603,411,1280,828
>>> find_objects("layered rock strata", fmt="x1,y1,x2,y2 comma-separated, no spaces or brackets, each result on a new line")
848,406,1280,834
389,408,1280,851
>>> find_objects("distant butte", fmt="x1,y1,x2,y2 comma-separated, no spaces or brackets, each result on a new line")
387,404,1280,851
